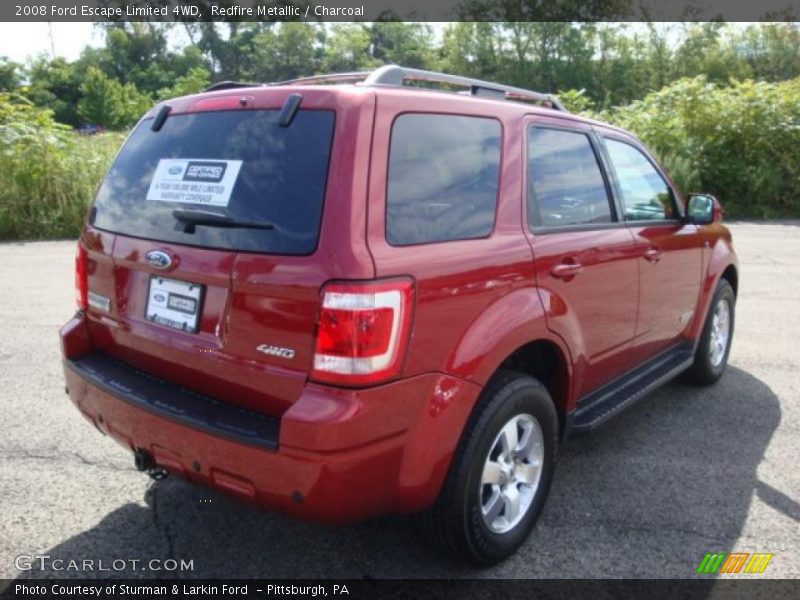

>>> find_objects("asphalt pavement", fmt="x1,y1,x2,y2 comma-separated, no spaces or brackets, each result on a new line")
1,221,798,579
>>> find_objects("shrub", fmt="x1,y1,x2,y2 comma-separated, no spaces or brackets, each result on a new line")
592,76,800,218
0,93,124,240
77,67,152,130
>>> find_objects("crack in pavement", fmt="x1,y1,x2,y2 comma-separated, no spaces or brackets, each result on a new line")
0,448,131,473
146,481,180,579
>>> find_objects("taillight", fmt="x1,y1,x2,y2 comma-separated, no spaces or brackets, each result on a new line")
75,244,88,310
311,278,414,386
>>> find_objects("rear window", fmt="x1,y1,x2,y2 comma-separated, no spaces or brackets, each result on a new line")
386,113,500,246
91,109,335,254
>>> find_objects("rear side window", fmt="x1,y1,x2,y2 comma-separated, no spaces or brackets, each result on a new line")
604,138,675,221
527,127,613,229
91,109,335,254
386,114,500,246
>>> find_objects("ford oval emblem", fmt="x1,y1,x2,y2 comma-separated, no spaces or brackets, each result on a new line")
145,250,173,270
168,165,183,176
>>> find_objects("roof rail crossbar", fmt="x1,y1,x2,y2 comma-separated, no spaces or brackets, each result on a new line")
364,65,567,111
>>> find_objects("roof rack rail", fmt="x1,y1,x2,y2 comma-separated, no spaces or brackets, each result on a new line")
204,81,265,92
204,66,567,111
263,65,566,111
265,71,372,87
364,65,567,111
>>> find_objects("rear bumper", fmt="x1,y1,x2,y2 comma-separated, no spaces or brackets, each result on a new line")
61,315,480,523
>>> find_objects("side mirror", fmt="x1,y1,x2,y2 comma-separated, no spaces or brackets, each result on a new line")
686,193,722,225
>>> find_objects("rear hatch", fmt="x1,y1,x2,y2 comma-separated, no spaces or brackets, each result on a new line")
83,90,370,417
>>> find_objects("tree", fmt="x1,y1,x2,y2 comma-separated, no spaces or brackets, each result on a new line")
557,24,597,92
673,22,750,84
77,67,151,129
323,24,380,73
368,22,436,69
439,23,501,79
171,45,210,78
736,22,800,82
598,75,800,218
0,58,22,91
249,23,322,82
25,57,82,126
93,24,172,94
183,22,269,81
457,0,632,20
589,24,651,107
644,23,674,92
157,67,211,100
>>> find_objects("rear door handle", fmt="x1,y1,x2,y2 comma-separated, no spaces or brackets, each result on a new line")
551,262,584,279
644,248,663,263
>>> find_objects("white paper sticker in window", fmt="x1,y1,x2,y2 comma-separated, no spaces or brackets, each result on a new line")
146,158,243,207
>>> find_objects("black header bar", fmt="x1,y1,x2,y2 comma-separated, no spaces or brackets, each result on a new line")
3,0,799,22
2,579,800,600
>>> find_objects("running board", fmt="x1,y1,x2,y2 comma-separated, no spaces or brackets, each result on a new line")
572,343,694,434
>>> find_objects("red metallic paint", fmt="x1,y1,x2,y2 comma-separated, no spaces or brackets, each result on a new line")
62,311,479,520
594,129,707,362
687,223,738,340
80,87,377,418
62,83,738,521
628,222,704,358
527,228,641,398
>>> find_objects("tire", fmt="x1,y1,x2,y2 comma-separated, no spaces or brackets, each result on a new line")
683,279,735,386
423,370,558,565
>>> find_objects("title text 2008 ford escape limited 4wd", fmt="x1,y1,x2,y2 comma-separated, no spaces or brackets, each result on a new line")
61,66,738,565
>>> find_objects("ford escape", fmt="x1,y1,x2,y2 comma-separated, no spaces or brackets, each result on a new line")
61,65,738,564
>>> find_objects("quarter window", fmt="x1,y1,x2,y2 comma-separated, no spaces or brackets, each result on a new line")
386,114,500,246
605,138,675,221
527,127,613,229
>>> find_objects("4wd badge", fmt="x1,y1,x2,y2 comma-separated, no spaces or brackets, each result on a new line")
256,344,296,360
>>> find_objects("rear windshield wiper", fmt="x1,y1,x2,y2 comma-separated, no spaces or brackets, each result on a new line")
172,209,275,233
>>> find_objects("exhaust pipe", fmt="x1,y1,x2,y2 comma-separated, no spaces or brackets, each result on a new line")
133,448,154,472
133,448,168,480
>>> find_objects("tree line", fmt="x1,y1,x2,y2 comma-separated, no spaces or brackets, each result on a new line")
0,21,798,129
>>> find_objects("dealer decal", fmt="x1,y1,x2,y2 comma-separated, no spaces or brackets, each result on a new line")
146,158,243,207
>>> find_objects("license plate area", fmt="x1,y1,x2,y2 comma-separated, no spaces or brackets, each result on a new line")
146,276,204,333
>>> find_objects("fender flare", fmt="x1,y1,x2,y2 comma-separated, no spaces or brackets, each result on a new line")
444,287,575,396
688,233,738,341
394,287,576,512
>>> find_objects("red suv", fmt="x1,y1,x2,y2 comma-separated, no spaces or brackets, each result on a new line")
61,66,738,564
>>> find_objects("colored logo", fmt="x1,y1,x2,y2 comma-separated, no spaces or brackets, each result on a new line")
168,165,183,176
145,250,173,270
696,552,773,575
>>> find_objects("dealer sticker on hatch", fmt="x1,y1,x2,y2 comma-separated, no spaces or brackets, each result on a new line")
146,158,243,207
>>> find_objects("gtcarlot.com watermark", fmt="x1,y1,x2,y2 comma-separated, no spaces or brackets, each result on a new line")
15,553,194,573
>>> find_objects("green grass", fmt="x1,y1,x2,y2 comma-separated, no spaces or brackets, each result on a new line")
0,93,125,240
0,130,124,241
